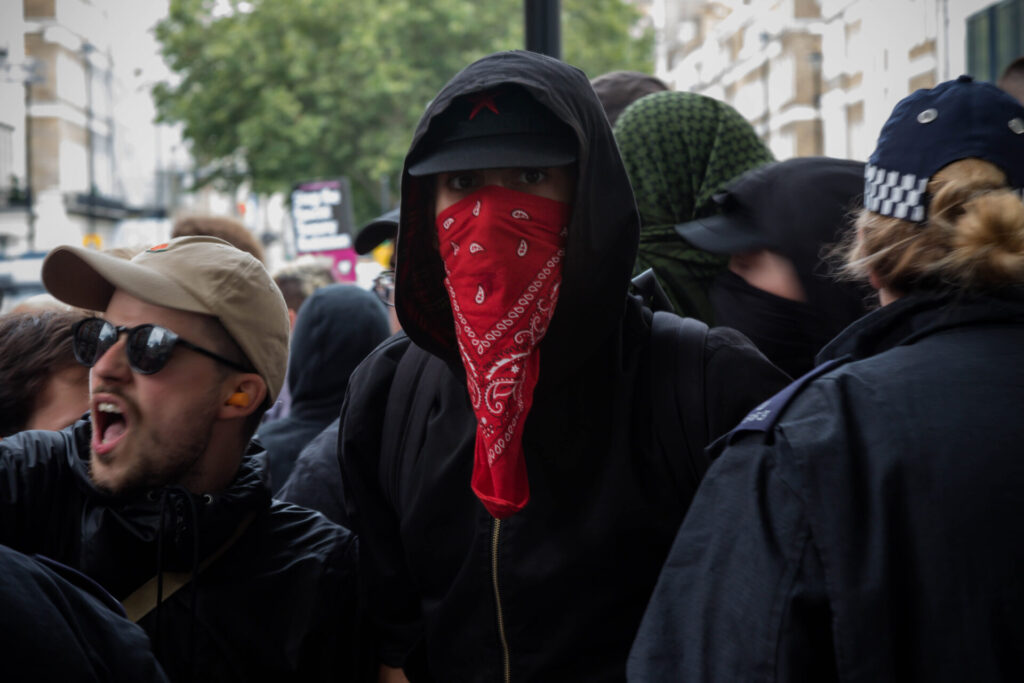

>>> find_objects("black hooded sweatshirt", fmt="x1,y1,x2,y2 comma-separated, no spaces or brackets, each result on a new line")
258,284,390,492
338,50,789,682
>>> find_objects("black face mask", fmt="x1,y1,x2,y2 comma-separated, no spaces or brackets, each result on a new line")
710,270,839,378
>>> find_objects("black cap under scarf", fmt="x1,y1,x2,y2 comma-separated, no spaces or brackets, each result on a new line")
689,157,873,376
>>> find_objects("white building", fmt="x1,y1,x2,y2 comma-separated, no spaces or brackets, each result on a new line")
0,0,197,257
650,0,1023,162
0,1,31,254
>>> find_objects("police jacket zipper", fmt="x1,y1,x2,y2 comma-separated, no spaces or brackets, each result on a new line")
491,518,511,683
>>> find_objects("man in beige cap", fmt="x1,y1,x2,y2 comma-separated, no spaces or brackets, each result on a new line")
0,236,361,682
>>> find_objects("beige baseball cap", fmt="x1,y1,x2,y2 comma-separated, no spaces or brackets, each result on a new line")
41,235,290,402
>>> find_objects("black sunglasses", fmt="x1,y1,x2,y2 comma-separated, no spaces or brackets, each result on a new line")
72,317,253,375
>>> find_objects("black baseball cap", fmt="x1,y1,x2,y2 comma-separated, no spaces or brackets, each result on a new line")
865,75,1024,222
676,157,865,256
407,85,577,176
354,206,400,255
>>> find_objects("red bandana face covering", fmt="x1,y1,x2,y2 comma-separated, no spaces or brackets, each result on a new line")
437,185,570,519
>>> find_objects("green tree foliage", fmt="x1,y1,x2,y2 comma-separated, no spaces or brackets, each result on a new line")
564,0,654,77
154,0,653,222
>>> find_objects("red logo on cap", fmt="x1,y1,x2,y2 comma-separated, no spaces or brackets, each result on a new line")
147,243,170,252
467,91,499,120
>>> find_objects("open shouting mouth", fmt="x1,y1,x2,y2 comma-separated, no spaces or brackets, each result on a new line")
91,394,131,458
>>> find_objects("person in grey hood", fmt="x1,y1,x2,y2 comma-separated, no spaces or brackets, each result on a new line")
258,283,390,492
338,50,788,682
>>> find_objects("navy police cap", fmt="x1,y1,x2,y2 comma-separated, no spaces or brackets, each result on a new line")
866,75,1024,222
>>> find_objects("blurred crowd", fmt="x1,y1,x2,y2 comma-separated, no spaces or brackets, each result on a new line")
1,51,1023,682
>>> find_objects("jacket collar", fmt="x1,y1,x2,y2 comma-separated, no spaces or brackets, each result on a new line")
72,422,271,579
818,287,1024,363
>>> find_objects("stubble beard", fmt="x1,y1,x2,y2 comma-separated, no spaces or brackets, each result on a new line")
89,398,220,497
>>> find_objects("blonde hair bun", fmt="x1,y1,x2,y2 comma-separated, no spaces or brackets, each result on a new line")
845,159,1024,292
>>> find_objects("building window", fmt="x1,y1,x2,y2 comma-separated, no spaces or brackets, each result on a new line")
967,0,1024,83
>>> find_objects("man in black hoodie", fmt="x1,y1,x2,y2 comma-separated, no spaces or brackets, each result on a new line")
338,51,789,682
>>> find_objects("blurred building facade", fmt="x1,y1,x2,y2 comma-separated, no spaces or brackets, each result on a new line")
0,0,204,259
651,0,1023,161
0,1,31,255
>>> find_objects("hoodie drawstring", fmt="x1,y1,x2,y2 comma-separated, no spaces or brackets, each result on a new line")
154,489,168,661
187,492,201,683
121,490,255,681
151,487,203,682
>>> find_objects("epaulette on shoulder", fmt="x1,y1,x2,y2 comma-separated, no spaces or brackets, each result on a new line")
723,356,850,445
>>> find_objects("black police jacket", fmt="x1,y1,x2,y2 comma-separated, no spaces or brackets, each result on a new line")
0,419,362,682
339,50,789,682
629,288,1024,682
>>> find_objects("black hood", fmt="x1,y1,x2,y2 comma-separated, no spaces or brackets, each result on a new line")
395,50,640,383
257,284,390,491
286,283,391,420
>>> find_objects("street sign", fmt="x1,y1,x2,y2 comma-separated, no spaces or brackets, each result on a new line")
290,177,358,281
290,178,355,254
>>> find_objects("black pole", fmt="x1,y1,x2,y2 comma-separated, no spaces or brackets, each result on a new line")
525,0,561,60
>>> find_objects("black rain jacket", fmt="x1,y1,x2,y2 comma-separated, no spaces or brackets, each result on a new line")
339,50,788,682
0,419,362,682
628,289,1024,682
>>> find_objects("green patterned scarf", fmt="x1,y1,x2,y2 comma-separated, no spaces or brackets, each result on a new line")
614,91,774,322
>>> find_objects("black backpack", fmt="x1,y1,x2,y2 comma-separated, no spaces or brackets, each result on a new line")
632,269,712,487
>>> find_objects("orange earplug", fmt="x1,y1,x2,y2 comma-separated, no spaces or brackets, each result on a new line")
226,392,250,408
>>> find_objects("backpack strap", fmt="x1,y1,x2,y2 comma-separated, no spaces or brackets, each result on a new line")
650,310,711,495
631,268,674,313
378,341,440,511
121,511,257,623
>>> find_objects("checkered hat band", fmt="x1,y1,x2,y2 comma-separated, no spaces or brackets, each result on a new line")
864,164,1024,222
864,164,929,222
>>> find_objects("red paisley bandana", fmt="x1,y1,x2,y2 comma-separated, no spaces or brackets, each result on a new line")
437,185,570,518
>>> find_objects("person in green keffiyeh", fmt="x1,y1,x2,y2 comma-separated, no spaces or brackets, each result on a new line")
613,90,774,322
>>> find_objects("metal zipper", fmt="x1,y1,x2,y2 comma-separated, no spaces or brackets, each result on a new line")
491,517,511,683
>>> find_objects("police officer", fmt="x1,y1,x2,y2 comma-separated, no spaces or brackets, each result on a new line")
628,76,1024,682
